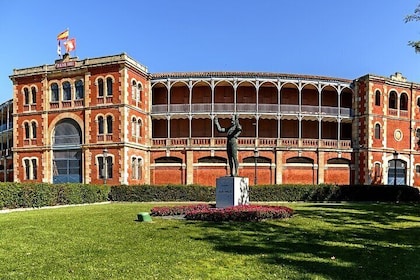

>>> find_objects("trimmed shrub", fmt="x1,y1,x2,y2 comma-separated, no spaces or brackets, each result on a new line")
109,184,214,202
0,183,110,209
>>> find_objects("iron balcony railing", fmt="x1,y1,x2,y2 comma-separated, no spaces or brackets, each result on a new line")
151,103,353,117
151,137,352,149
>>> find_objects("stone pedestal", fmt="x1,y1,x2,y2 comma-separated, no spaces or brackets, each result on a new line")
216,176,249,208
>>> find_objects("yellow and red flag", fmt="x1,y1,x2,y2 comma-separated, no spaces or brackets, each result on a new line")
57,29,69,40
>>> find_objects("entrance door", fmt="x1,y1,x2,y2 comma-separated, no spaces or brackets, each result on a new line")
52,119,82,183
53,150,81,183
387,159,406,185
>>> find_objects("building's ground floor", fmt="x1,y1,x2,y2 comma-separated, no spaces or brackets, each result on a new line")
10,143,420,187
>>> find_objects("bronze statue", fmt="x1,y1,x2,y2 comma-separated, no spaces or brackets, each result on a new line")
214,115,242,176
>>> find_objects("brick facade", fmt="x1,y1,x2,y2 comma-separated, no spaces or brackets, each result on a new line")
0,53,417,187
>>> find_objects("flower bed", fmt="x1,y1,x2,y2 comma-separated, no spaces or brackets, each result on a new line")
150,204,293,222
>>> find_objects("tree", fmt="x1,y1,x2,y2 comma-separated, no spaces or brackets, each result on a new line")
405,4,420,52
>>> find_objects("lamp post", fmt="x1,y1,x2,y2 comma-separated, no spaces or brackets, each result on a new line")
254,148,259,185
103,148,108,185
393,150,398,186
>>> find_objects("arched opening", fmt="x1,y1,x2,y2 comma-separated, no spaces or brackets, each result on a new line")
52,119,82,183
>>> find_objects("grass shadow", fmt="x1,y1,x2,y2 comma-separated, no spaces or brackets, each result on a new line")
190,203,420,279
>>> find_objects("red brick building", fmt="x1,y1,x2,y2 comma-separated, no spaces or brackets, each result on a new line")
1,53,419,187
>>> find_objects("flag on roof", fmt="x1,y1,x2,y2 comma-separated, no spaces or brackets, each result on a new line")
64,38,76,52
57,41,61,56
57,29,69,40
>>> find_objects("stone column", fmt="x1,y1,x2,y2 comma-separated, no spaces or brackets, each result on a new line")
318,150,325,184
186,150,194,185
276,150,283,184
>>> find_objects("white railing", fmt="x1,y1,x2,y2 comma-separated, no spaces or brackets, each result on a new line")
151,137,352,149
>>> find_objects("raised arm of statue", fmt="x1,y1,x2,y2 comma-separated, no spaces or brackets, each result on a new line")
214,116,225,133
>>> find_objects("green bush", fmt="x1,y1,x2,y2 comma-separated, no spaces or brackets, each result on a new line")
0,183,110,209
0,183,418,210
108,184,215,202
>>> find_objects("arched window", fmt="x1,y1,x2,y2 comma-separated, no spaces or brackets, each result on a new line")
98,116,104,134
99,154,113,179
51,83,59,102
31,158,37,180
131,117,136,136
31,87,37,104
137,119,142,137
23,158,38,180
132,81,137,100
374,123,381,139
98,78,104,97
417,97,420,108
52,119,82,184
137,83,142,102
63,81,71,100
400,93,408,111
106,77,113,96
24,122,30,139
24,159,30,180
24,88,30,105
137,158,142,179
75,80,84,99
31,121,37,139
375,90,380,106
389,91,397,109
106,115,113,134
131,157,143,180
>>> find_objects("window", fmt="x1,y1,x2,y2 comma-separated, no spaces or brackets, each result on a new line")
24,159,30,180
137,83,142,102
98,116,104,134
389,91,397,109
416,165,420,174
417,97,420,108
400,93,408,111
51,83,59,102
31,121,37,139
131,157,142,179
31,158,37,179
99,155,113,179
106,77,113,96
24,88,30,105
132,81,137,100
75,80,84,99
375,90,380,106
63,81,71,100
106,115,113,134
24,158,37,180
137,158,142,179
24,122,30,139
137,119,142,137
374,123,381,139
98,78,104,97
131,117,136,136
31,87,37,104
131,158,136,179
375,163,381,174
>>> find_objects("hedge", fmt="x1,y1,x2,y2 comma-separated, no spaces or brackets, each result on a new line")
0,183,110,209
0,183,418,210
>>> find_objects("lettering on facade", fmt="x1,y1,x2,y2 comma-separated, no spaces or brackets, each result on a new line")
55,61,76,69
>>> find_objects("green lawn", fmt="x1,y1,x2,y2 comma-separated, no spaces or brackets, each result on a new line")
0,202,419,280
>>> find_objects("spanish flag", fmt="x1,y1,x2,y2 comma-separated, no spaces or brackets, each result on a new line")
57,29,69,40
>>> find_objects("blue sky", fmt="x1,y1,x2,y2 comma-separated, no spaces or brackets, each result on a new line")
1,0,420,104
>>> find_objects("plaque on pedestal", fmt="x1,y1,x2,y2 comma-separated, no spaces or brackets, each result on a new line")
216,176,249,208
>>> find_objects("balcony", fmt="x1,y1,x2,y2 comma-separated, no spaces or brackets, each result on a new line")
151,103,353,117
151,137,352,150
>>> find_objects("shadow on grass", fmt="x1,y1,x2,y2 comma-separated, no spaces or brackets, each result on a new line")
190,203,420,280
